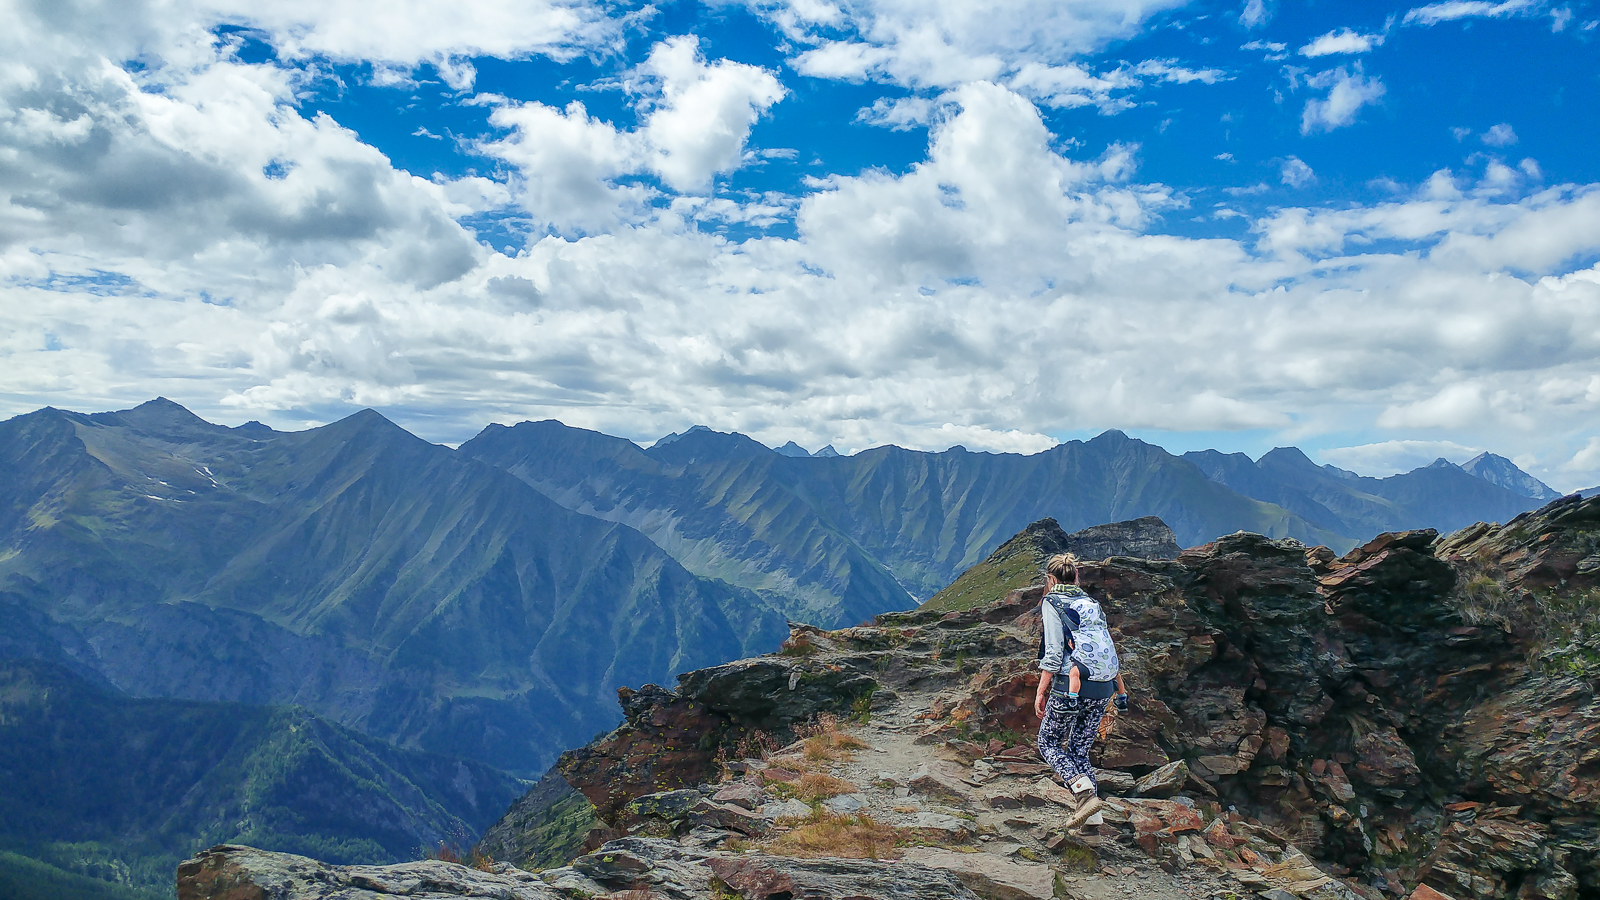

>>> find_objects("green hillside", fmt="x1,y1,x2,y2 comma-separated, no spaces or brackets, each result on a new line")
0,659,526,900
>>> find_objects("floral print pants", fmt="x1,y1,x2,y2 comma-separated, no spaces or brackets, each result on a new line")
1037,694,1110,794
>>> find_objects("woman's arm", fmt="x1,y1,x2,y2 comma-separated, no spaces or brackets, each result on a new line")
1035,670,1054,719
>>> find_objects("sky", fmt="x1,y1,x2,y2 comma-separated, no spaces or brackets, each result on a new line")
3,0,1600,488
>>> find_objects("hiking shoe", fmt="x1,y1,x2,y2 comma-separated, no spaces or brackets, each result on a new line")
1063,796,1103,831
1068,774,1096,795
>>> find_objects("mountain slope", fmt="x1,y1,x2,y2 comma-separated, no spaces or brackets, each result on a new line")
0,658,526,900
0,400,787,775
1461,451,1561,501
462,422,1337,618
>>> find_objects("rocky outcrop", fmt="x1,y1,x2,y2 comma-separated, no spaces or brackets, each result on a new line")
176,845,565,899
1064,516,1183,562
922,516,1181,613
477,500,1600,900
553,656,877,825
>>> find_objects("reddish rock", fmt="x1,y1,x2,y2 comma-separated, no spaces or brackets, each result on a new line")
1353,728,1421,789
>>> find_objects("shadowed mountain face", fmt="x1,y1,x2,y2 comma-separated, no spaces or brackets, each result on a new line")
1182,447,1545,543
0,658,526,900
0,400,786,776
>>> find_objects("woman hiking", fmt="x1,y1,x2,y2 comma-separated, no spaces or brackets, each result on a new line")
1034,552,1129,829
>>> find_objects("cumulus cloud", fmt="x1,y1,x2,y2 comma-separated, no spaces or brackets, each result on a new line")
476,36,785,230
1300,28,1386,57
1483,122,1518,146
636,37,788,192
753,0,1193,91
1300,66,1386,133
204,0,624,86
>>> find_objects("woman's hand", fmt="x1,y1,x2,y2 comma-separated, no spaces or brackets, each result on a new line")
1035,671,1053,719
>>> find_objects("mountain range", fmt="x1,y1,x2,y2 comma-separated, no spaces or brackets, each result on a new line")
461,419,1552,624
0,400,1558,781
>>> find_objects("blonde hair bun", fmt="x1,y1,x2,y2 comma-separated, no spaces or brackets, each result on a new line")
1045,552,1079,584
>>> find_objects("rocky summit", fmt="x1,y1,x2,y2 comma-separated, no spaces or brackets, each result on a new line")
181,496,1600,900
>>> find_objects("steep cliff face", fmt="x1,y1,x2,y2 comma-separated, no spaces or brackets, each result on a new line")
478,497,1600,900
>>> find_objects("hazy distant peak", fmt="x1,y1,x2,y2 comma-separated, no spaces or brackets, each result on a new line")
1258,446,1317,468
773,441,811,458
813,445,841,458
1089,429,1132,444
1462,451,1561,500
653,424,713,448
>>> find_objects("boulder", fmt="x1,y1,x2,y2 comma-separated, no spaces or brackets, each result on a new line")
1134,760,1189,798
712,782,764,809
908,763,973,804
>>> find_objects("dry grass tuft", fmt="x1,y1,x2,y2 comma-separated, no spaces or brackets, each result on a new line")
798,714,872,762
797,772,857,800
766,811,905,860
765,770,859,802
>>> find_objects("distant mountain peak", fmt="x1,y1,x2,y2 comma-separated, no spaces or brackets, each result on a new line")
1462,451,1561,501
1426,457,1460,470
1258,446,1317,468
773,441,811,458
653,425,714,448
813,445,841,458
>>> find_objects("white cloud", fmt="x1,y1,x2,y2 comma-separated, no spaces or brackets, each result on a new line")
1403,0,1535,26
479,99,652,233
1377,382,1493,428
1132,59,1227,84
1300,67,1385,133
754,0,1193,90
1483,122,1518,146
1280,157,1315,187
1319,439,1482,475
1300,28,1386,57
205,0,624,84
636,37,787,192
1240,0,1273,28
476,37,785,229
856,96,939,129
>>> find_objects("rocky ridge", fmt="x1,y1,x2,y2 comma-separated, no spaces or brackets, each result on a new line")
181,496,1600,900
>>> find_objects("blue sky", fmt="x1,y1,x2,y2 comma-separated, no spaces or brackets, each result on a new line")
4,0,1600,486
